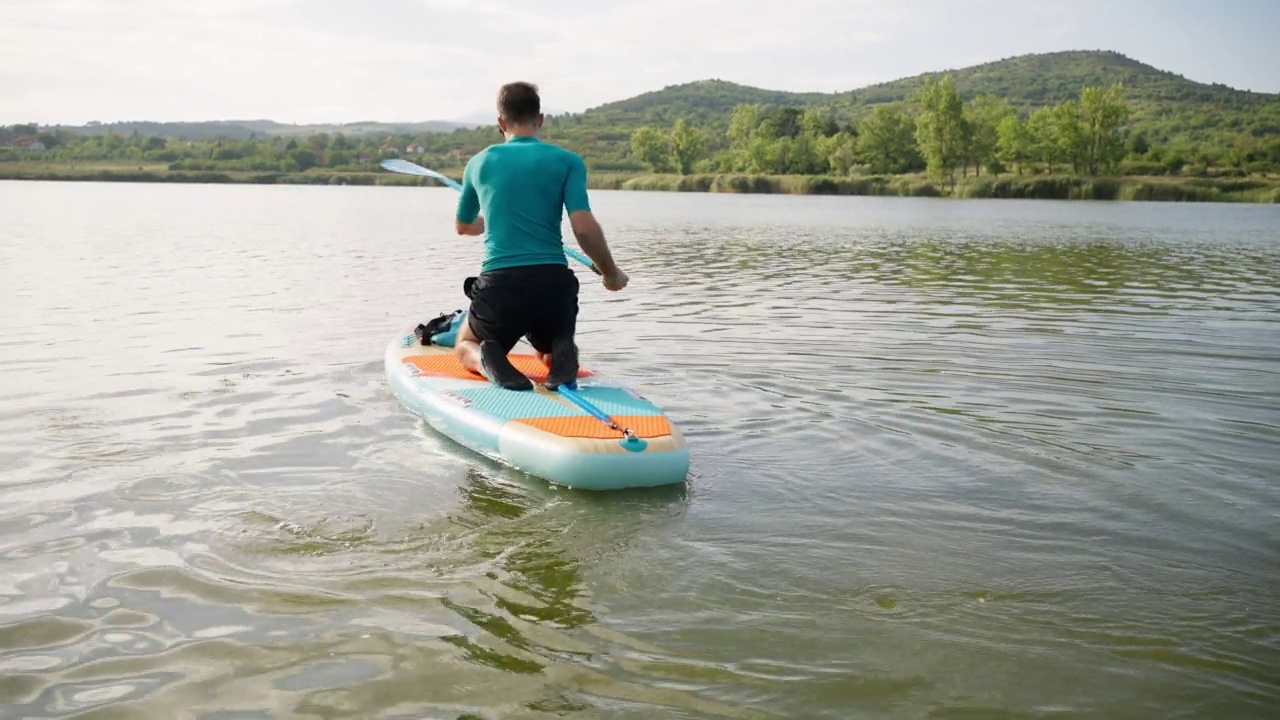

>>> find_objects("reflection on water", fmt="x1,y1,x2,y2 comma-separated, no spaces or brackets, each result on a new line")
1,183,1278,719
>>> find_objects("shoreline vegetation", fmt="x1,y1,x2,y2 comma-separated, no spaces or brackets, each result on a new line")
6,50,1280,205
3,163,1277,203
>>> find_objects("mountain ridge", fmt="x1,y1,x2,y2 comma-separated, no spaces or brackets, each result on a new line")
17,50,1278,143
576,50,1278,125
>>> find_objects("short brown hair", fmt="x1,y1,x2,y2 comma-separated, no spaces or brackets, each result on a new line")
497,82,541,124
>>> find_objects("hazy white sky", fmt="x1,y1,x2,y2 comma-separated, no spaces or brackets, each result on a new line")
3,0,1276,125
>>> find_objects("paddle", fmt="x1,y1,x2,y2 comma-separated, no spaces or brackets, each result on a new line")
380,158,601,275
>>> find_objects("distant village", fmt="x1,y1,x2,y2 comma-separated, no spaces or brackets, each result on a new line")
1,132,434,156
2,136,46,151
0,125,471,172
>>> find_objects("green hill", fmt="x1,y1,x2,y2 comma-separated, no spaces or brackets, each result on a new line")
19,50,1278,153
525,49,1278,180
569,50,1279,145
581,79,834,126
4,49,1277,192
836,50,1276,108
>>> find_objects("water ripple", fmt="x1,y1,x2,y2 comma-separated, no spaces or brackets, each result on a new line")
1,184,1278,718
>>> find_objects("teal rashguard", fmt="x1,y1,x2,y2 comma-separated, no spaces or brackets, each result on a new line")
455,136,592,273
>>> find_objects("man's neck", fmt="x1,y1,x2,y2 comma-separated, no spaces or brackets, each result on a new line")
503,124,539,140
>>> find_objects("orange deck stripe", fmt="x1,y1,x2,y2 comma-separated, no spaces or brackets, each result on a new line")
515,415,672,439
404,353,592,382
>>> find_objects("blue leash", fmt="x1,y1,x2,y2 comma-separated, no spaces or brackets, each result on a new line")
557,384,631,438
556,383,646,450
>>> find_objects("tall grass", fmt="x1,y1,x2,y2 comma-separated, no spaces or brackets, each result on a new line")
954,176,1122,200
929,174,1279,203
604,172,1280,202
612,173,943,197
4,162,1276,203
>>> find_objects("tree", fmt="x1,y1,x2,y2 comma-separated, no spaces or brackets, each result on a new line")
327,150,354,167
1128,130,1150,157
1051,101,1086,174
996,114,1032,175
965,94,1013,176
726,104,763,170
305,133,330,154
913,74,966,188
801,107,839,138
630,126,673,173
669,119,704,175
287,148,317,170
856,103,917,174
1027,107,1057,173
787,133,826,174
825,133,858,175
1079,83,1129,175
747,135,784,174
760,107,804,140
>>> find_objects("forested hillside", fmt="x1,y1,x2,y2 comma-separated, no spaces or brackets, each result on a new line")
3,50,1277,189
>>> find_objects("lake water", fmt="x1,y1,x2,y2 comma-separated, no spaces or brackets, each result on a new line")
1,181,1278,719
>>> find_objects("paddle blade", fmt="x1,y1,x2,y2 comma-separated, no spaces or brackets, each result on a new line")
380,159,463,191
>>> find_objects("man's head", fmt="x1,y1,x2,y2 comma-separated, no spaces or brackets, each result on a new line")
496,81,543,135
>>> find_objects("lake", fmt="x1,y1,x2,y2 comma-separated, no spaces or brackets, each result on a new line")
2,181,1278,719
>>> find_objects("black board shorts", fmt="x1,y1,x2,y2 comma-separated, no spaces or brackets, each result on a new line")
465,263,579,354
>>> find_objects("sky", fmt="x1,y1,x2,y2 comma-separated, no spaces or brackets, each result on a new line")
2,0,1277,126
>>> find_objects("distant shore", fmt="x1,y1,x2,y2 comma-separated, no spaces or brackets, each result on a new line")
3,163,1277,203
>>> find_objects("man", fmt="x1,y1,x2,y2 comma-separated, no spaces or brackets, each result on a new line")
453,81,629,392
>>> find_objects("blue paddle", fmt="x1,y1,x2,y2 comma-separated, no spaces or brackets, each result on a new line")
380,158,600,274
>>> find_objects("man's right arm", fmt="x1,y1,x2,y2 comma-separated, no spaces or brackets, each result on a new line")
564,154,627,290
569,210,625,283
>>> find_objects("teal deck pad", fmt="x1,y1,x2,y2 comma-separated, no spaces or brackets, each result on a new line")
569,386,663,416
454,387,581,420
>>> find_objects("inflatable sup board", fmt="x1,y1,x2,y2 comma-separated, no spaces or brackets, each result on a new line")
385,316,689,490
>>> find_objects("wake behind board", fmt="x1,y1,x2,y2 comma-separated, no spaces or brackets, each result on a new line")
385,324,690,490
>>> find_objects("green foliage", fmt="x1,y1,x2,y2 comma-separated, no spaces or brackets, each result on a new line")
1051,100,1086,174
801,108,840,138
670,119,705,175
965,94,1013,176
629,119,709,174
996,114,1032,174
4,50,1278,187
630,126,673,173
1079,83,1130,174
913,75,967,186
856,104,919,174
615,172,943,197
565,50,1280,160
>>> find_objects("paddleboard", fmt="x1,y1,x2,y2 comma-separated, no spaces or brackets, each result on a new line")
385,320,690,490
